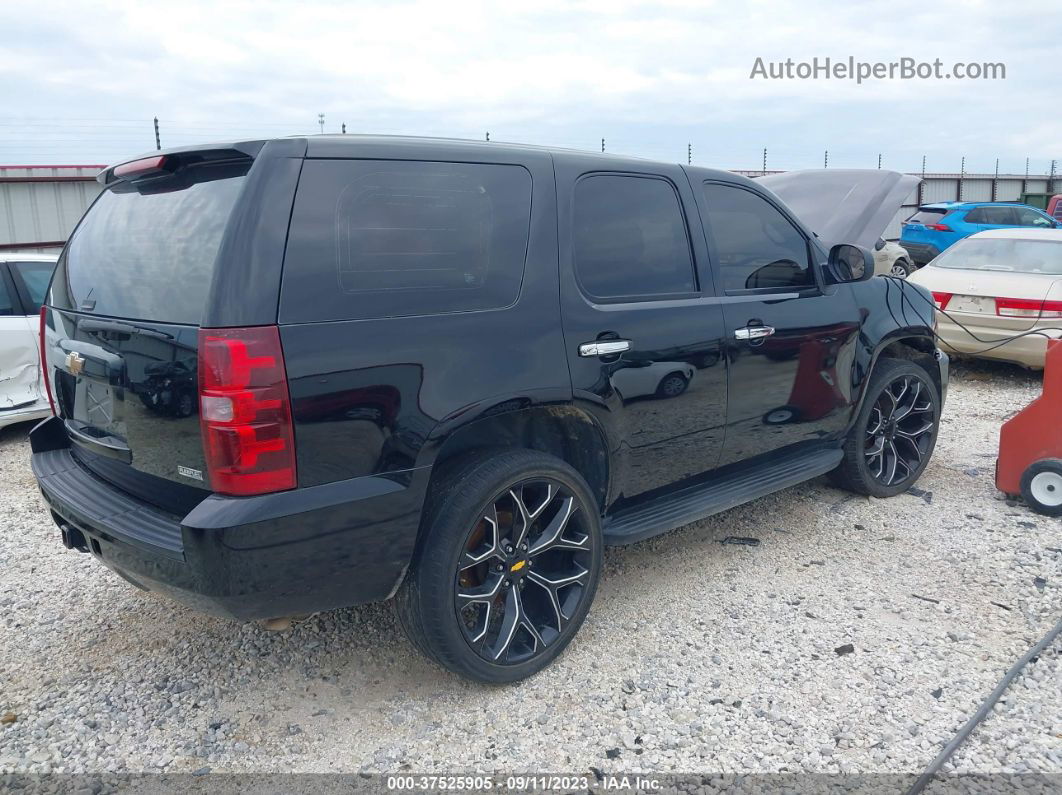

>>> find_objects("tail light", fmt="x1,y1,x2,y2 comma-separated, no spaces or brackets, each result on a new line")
198,326,297,496
926,223,953,232
931,292,953,310
38,307,56,416
113,155,167,179
996,298,1062,319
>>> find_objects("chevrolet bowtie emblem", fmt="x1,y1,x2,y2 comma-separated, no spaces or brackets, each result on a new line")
509,560,527,573
65,351,85,375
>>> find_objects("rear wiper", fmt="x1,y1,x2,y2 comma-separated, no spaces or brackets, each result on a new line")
77,318,175,340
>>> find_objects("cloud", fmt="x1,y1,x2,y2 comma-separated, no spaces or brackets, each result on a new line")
0,0,1058,173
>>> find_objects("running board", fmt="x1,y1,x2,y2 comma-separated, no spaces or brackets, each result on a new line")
603,447,844,546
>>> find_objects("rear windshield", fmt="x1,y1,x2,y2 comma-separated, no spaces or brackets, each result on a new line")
931,237,1062,274
50,161,249,324
906,208,947,224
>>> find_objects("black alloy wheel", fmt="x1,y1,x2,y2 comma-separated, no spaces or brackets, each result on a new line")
395,449,603,683
455,479,593,664
832,358,941,498
863,374,936,486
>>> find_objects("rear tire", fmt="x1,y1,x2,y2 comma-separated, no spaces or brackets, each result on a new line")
395,449,603,683
831,358,941,497
1020,459,1062,517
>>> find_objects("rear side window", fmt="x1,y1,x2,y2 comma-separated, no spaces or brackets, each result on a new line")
965,206,1014,225
10,261,54,314
572,174,696,299
51,160,249,324
0,272,14,315
1013,207,1055,227
281,160,532,322
906,208,947,225
701,182,814,293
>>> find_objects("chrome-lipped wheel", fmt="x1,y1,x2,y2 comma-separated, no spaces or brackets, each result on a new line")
864,375,936,486
455,479,593,665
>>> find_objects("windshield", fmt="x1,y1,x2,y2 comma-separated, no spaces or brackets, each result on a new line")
930,237,1062,274
50,160,249,325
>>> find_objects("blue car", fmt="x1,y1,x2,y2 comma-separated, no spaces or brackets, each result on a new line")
900,201,1061,265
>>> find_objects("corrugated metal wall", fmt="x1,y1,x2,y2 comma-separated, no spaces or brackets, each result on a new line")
0,165,103,251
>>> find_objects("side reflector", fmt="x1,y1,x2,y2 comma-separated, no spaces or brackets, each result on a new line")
198,326,297,496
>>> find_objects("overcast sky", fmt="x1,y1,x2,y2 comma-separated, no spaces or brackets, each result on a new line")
2,0,1058,174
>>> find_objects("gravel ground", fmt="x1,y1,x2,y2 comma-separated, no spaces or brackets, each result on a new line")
0,358,1059,779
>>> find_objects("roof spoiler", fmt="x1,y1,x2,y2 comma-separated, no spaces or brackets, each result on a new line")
98,141,267,186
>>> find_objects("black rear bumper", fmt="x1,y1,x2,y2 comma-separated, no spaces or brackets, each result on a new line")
30,417,429,621
898,241,940,265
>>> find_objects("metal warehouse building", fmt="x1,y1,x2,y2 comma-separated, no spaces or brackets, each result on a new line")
0,165,103,253
0,161,1057,253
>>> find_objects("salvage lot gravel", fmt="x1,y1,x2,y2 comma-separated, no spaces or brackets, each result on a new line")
0,359,1059,777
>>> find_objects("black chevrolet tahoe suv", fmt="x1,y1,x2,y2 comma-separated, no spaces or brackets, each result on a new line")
31,136,948,682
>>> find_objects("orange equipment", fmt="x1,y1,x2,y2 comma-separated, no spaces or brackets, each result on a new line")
997,338,1062,516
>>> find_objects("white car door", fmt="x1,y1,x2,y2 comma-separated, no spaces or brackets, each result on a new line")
0,266,45,414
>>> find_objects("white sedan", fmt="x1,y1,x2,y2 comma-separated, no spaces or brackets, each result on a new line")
908,228,1062,369
1,253,56,430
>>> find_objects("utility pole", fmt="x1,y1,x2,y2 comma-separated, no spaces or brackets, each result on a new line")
992,158,999,201
601,138,605,153
341,122,346,134
318,113,325,133
687,143,691,165
762,147,767,175
1050,159,1058,194
877,153,882,169
485,131,490,141
153,117,161,150
918,155,926,207
958,156,965,201
824,149,828,169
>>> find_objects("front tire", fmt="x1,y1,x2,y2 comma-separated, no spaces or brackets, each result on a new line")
395,449,603,683
832,358,941,497
890,258,915,278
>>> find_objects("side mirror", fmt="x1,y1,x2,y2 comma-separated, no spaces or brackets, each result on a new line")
828,243,874,283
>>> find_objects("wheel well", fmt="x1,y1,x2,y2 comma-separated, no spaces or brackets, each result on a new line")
877,338,940,395
430,406,610,510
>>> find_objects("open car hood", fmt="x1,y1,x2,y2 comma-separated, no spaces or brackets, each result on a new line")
759,169,920,250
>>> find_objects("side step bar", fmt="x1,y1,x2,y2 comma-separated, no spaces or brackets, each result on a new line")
603,447,844,546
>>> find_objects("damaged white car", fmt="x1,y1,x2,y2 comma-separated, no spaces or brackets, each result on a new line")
1,253,55,430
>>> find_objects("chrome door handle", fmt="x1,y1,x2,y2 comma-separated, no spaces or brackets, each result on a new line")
579,339,631,357
734,326,775,340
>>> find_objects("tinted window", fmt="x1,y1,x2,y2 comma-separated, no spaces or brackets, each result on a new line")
10,261,54,314
282,160,532,322
51,161,249,324
0,273,13,316
931,237,1062,274
701,183,814,292
968,206,1016,225
906,208,947,224
1013,207,1054,227
572,175,695,299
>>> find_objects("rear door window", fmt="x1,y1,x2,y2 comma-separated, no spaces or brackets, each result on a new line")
281,160,532,322
572,174,696,300
51,160,250,324
966,206,1015,225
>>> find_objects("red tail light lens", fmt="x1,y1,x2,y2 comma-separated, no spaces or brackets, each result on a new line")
198,326,296,496
931,292,953,310
39,307,56,416
926,223,953,232
996,298,1062,319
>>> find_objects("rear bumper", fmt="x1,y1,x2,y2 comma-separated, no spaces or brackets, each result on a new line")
899,241,941,264
936,317,1057,369
30,417,429,620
